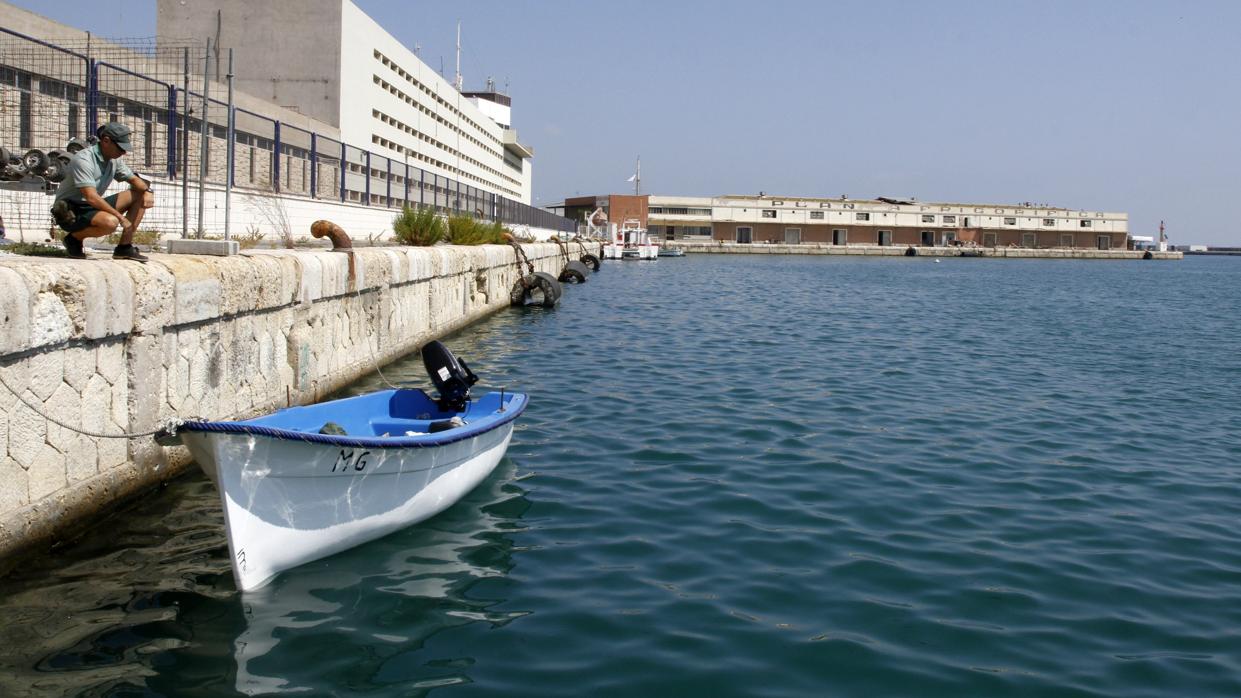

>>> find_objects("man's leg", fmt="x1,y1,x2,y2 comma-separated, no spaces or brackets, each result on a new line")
112,189,155,245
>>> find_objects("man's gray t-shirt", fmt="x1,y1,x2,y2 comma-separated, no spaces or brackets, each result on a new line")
53,145,134,205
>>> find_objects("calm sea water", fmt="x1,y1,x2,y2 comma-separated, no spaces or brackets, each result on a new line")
2,254,1240,697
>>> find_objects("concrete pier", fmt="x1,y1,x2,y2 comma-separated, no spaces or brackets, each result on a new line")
668,241,1183,260
0,244,566,568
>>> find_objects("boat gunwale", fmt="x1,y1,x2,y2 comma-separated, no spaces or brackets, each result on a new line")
176,393,528,450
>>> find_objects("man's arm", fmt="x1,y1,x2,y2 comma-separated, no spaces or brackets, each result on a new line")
125,175,150,195
79,186,132,233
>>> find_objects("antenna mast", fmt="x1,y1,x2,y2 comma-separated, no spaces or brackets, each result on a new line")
634,156,641,195
454,20,463,91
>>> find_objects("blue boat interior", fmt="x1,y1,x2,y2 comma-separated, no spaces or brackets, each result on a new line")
239,389,518,438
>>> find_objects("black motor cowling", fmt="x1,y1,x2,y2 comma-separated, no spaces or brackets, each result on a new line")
421,340,478,412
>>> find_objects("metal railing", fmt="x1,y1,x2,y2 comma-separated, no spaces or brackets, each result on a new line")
0,26,573,235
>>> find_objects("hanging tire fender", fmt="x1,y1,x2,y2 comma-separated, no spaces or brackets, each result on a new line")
559,259,590,284
510,272,562,307
580,253,601,271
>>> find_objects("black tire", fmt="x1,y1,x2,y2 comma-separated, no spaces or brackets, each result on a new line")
510,272,562,307
23,149,49,175
905,246,917,257
531,271,562,307
580,253,601,271
0,146,10,167
559,260,589,284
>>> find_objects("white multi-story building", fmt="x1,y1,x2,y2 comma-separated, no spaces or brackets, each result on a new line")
646,195,1130,249
157,0,534,204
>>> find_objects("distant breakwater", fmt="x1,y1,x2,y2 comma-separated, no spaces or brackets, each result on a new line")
668,241,1182,260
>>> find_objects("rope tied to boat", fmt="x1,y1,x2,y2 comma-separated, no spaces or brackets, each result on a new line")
0,368,189,438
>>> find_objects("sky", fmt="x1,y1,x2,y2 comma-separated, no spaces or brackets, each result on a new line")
7,0,1240,245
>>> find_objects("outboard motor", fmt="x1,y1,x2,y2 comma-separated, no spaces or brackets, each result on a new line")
421,340,478,412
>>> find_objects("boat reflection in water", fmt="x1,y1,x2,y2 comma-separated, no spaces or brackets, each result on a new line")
231,457,532,695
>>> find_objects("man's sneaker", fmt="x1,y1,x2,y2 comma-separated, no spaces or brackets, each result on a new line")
62,232,86,259
51,200,74,227
112,244,149,263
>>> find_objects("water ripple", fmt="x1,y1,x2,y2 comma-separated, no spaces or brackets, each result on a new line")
2,256,1241,696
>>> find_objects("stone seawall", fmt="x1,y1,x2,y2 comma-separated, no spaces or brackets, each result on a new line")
670,242,1183,260
0,244,565,566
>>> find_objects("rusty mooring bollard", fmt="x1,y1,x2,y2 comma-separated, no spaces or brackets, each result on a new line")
310,220,353,250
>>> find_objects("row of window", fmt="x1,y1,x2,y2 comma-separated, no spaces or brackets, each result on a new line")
758,209,1097,228
731,226,1110,247
372,106,522,192
748,198,1109,219
373,51,503,152
371,133,521,199
648,207,711,215
371,73,506,166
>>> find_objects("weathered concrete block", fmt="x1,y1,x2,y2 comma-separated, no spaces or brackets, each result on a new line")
80,374,111,436
218,256,266,316
27,352,64,402
96,341,125,386
30,289,73,349
80,263,136,340
128,263,176,335
317,252,352,298
126,334,164,469
0,455,28,513
166,239,239,256
0,267,31,355
62,346,94,392
161,256,223,325
64,432,98,484
44,382,80,455
27,444,66,501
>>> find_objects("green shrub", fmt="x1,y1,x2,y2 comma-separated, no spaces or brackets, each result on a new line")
4,242,69,257
393,205,444,246
234,225,266,250
446,214,505,245
105,228,163,247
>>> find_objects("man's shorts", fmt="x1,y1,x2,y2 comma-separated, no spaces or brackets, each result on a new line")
54,193,121,234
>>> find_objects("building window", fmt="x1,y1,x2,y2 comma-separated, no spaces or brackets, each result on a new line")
736,226,753,243
943,215,956,225
1043,218,1056,226
762,210,776,218
856,212,870,221
1080,220,1092,228
1004,217,1017,225
877,230,893,246
832,229,847,245
921,214,935,223
1022,232,1037,247
810,211,824,220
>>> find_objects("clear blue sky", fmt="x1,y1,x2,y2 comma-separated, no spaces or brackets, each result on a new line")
8,0,1240,244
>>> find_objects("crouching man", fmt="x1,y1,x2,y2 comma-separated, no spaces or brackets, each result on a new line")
51,122,154,262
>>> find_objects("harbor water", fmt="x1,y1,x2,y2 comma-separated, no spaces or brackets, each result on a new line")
1,254,1240,697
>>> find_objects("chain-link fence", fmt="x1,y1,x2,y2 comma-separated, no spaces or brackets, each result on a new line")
0,26,574,239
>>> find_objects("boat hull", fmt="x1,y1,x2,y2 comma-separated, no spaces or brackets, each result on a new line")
182,423,514,591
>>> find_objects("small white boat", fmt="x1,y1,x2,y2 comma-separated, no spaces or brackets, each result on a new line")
158,341,526,592
657,247,684,257
603,219,659,260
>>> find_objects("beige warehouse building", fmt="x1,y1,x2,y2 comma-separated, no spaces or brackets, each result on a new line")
560,194,1128,250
